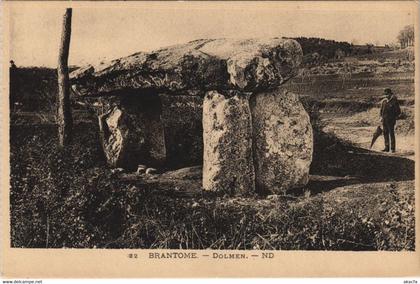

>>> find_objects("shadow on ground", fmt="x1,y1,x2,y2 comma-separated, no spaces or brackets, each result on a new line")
120,142,415,198
307,145,414,195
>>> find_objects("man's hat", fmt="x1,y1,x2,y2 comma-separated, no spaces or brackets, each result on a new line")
384,88,393,96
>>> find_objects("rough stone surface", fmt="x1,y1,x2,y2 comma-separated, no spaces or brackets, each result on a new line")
120,166,203,195
202,90,255,194
250,88,313,193
98,106,127,167
97,95,166,169
88,92,203,169
160,166,202,180
70,38,302,96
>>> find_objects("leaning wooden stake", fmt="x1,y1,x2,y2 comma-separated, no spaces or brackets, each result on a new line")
57,8,73,146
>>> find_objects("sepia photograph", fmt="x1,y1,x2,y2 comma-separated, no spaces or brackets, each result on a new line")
1,1,419,277
6,1,417,251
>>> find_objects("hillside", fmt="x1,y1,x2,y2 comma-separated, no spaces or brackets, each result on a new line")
9,42,413,113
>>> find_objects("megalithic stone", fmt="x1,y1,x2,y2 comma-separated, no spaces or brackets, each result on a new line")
202,90,255,194
250,88,313,194
70,38,303,96
98,106,127,167
97,95,166,170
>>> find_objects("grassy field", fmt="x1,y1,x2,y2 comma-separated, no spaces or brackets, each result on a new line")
9,121,415,250
9,49,415,250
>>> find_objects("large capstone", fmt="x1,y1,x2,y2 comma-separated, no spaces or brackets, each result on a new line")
70,38,302,95
250,88,313,193
97,94,166,169
202,90,255,194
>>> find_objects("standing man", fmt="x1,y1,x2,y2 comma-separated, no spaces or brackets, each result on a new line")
380,88,401,153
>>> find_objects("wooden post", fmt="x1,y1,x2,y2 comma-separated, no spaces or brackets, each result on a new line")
57,8,73,146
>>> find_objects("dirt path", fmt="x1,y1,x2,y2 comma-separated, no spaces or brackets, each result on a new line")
309,111,415,199
323,114,415,160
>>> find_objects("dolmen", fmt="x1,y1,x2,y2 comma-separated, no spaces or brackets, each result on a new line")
70,38,313,195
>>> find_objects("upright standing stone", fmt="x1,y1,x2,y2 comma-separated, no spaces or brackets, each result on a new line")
98,105,127,167
250,89,313,193
98,94,166,170
202,90,255,194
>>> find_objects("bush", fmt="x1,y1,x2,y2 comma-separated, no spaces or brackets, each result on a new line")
10,123,114,248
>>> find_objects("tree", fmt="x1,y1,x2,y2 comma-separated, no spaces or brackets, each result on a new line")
405,25,415,47
397,31,405,48
397,25,414,48
57,8,73,146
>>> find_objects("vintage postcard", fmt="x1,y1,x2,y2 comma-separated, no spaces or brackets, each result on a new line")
1,0,419,278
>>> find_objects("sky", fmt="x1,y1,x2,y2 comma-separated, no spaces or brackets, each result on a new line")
6,1,416,67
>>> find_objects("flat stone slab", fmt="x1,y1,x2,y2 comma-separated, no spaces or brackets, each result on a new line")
70,38,302,96
119,166,204,197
